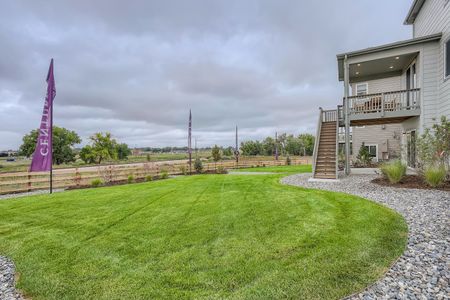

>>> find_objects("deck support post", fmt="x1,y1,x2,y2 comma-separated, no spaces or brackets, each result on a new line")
344,55,351,176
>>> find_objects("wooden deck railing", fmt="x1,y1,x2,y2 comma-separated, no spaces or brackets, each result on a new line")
0,157,312,195
346,88,420,116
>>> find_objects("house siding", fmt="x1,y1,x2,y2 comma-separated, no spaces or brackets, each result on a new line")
351,76,402,94
413,0,450,125
352,124,402,161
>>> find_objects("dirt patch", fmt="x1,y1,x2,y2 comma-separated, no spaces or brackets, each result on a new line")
372,175,450,191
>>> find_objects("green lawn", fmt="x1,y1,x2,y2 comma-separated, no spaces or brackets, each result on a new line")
0,172,406,299
236,164,312,173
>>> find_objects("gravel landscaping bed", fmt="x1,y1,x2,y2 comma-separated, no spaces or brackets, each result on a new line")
0,256,23,300
282,173,450,299
0,189,64,201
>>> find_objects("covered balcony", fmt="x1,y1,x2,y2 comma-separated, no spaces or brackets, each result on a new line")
336,33,441,126
346,88,420,126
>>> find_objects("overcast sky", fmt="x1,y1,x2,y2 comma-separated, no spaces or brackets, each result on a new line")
0,0,413,150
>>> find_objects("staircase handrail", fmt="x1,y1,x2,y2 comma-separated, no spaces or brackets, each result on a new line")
312,107,323,175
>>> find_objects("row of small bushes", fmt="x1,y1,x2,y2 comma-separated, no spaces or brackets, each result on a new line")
90,170,169,187
380,160,447,188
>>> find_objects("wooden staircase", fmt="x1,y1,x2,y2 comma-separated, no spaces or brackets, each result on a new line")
313,109,338,179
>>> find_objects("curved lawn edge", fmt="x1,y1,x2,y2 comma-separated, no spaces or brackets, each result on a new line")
280,174,408,299
0,174,403,297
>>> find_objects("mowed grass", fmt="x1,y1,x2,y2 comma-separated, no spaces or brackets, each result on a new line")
0,173,406,299
237,164,312,174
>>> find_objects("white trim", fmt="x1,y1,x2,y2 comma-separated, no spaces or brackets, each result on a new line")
354,82,368,96
445,38,450,81
364,144,378,162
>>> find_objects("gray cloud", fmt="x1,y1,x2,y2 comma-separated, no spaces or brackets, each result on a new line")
0,0,412,149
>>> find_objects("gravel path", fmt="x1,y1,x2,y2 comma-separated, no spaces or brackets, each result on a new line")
0,189,64,201
282,173,450,299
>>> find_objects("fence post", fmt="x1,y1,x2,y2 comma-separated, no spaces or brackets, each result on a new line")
27,174,32,192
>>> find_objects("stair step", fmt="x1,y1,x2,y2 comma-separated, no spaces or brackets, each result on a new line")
314,175,337,179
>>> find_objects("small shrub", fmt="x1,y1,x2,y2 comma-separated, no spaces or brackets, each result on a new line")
216,166,227,174
194,158,203,174
286,156,292,166
127,174,134,183
179,165,187,175
160,170,169,179
380,160,406,184
424,165,446,187
91,178,103,187
356,143,372,167
146,154,151,162
145,175,153,182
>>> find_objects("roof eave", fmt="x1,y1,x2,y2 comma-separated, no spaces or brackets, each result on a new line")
336,32,441,60
336,32,441,81
404,0,426,25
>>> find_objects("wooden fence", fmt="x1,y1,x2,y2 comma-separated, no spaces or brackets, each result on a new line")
0,157,311,195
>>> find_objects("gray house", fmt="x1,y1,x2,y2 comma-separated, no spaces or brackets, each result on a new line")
313,0,450,179
342,124,402,163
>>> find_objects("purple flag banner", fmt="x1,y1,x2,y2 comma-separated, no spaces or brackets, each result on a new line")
30,59,56,172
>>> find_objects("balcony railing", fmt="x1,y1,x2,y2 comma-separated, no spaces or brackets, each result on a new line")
346,88,420,116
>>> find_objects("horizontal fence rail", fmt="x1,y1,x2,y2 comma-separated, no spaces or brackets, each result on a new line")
346,88,420,115
0,157,312,195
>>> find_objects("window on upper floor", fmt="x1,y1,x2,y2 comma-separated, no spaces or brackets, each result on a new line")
445,39,450,79
355,83,368,96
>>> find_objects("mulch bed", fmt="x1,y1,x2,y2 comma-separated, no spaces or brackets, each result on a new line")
372,175,450,191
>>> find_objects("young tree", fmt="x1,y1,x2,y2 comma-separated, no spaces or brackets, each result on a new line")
240,141,263,156
298,133,315,156
211,145,222,169
79,145,96,164
262,137,276,156
116,143,132,160
222,147,233,156
285,134,301,155
19,126,81,165
84,132,118,164
356,142,372,167
194,157,203,173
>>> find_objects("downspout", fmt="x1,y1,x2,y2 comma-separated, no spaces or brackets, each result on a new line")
344,55,351,175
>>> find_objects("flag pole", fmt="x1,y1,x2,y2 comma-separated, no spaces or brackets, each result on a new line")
50,93,53,194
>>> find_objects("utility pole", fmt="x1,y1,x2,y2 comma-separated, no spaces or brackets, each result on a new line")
235,126,239,164
275,132,279,160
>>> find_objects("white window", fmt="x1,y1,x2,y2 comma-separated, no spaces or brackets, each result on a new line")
355,83,368,96
445,39,450,80
364,144,378,161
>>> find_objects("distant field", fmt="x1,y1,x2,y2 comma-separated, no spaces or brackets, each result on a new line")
0,151,212,173
0,153,305,173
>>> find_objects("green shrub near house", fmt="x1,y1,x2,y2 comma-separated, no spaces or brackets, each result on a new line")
424,165,446,187
380,160,406,184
